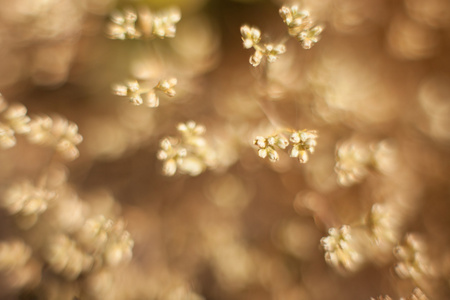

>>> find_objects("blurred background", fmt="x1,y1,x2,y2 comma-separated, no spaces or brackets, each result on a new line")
0,0,449,299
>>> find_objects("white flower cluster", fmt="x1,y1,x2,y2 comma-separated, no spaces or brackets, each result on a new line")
0,240,37,289
113,78,177,108
0,95,82,160
289,130,318,163
0,95,31,149
107,6,181,40
28,115,83,160
253,129,317,163
157,121,216,176
279,5,324,49
253,134,289,162
240,25,286,67
320,225,364,272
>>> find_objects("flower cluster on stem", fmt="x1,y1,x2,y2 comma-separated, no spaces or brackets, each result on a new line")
279,5,324,49
240,25,286,67
253,134,288,162
253,129,317,164
113,78,177,108
0,95,82,160
157,121,216,176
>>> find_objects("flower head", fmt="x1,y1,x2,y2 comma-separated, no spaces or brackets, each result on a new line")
240,25,286,67
289,130,318,163
241,25,261,49
279,5,324,49
253,134,289,162
158,121,215,176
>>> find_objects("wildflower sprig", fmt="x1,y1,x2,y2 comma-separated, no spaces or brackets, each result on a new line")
113,78,177,108
107,6,181,40
253,129,317,163
157,121,216,176
240,25,286,67
279,5,324,49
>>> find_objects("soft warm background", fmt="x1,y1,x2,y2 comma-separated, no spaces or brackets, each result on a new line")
0,0,449,299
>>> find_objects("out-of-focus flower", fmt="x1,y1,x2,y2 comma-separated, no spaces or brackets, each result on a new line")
0,123,16,149
335,140,371,186
27,115,83,160
77,215,134,267
107,8,140,40
370,296,393,300
407,288,429,300
335,139,398,186
107,6,181,40
0,240,32,272
3,104,31,135
370,287,429,300
0,101,31,149
394,234,436,282
320,225,364,272
2,180,56,228
367,203,401,246
44,234,93,280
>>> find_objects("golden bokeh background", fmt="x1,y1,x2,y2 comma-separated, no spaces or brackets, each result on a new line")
0,0,449,299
